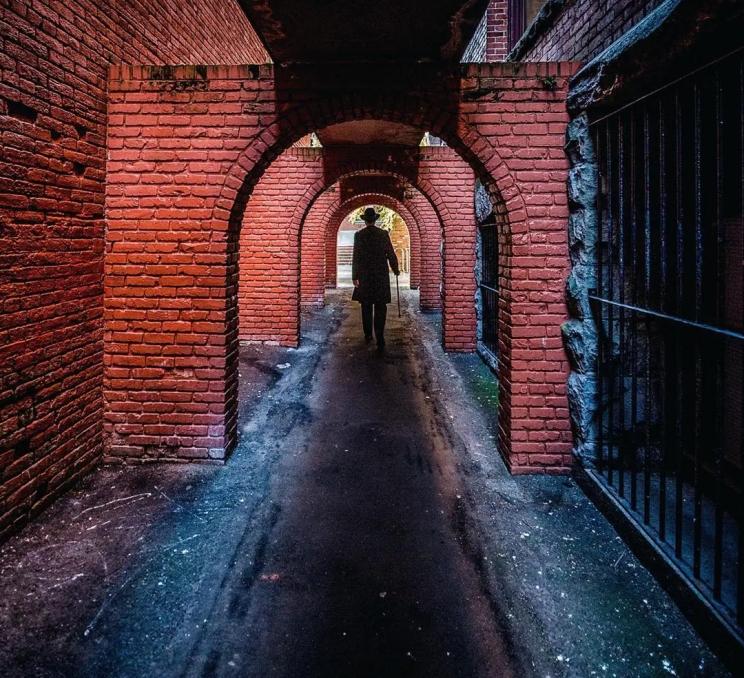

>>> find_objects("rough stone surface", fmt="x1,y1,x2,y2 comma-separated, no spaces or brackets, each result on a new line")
562,115,599,461
474,179,493,224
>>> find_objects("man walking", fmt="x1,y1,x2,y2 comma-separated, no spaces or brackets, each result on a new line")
352,207,400,351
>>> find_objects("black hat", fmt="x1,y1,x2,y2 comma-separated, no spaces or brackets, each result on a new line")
362,207,379,223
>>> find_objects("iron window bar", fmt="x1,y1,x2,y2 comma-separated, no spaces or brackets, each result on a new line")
589,296,744,342
588,45,744,647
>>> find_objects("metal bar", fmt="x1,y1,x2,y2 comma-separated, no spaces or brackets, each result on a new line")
658,96,668,542
605,119,615,484
737,55,744,629
629,109,639,512
617,112,627,499
643,104,652,526
595,124,605,473
692,81,703,581
713,69,724,602
674,89,685,562
587,297,744,342
588,46,744,127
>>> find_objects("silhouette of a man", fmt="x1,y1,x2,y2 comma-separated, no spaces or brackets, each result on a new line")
352,207,400,350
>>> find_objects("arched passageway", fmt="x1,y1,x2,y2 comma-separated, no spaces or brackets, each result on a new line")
332,206,412,290
104,62,577,476
299,188,427,307
3,0,736,673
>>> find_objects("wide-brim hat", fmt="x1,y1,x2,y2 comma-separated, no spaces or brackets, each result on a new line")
362,207,379,223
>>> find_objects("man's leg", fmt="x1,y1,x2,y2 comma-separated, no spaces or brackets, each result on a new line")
361,302,373,341
374,303,388,346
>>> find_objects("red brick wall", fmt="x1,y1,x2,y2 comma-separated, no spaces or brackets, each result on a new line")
239,148,324,344
462,1,508,62
512,0,665,62
0,1,267,539
486,1,509,61
105,61,577,473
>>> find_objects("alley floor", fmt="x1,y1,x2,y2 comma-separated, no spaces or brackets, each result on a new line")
0,291,730,677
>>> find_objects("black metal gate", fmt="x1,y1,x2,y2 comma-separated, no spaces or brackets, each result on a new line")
479,221,499,356
590,48,743,644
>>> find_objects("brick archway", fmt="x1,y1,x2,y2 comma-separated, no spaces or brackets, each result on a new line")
323,194,421,292
214,92,523,235
239,156,453,347
106,63,577,472
300,190,423,307
284,150,457,301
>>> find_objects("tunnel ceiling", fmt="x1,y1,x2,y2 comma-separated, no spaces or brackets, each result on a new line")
317,121,424,146
237,0,489,63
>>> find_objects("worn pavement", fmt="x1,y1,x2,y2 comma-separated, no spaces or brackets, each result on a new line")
0,290,729,677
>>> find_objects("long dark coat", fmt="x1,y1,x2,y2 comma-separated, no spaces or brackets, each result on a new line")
351,226,400,304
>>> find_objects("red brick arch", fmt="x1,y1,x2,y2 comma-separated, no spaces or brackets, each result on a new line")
310,192,422,302
286,151,456,253
106,63,577,472
238,157,449,346
290,161,450,314
299,187,421,307
319,186,443,305
213,101,522,470
213,95,523,236
325,194,421,289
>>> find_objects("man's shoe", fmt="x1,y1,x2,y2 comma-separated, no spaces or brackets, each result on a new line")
376,340,385,353
365,335,373,344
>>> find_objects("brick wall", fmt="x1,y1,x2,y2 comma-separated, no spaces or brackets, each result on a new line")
105,61,577,473
511,0,665,62
462,1,509,62
239,148,324,344
0,1,267,539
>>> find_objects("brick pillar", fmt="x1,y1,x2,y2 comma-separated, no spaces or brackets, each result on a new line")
407,214,421,289
241,149,324,342
301,188,337,306
104,64,275,463
412,192,442,311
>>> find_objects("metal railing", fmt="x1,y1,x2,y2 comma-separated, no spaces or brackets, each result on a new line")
479,223,499,355
590,48,743,642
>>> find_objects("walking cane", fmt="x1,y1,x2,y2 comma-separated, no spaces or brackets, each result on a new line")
396,274,401,318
